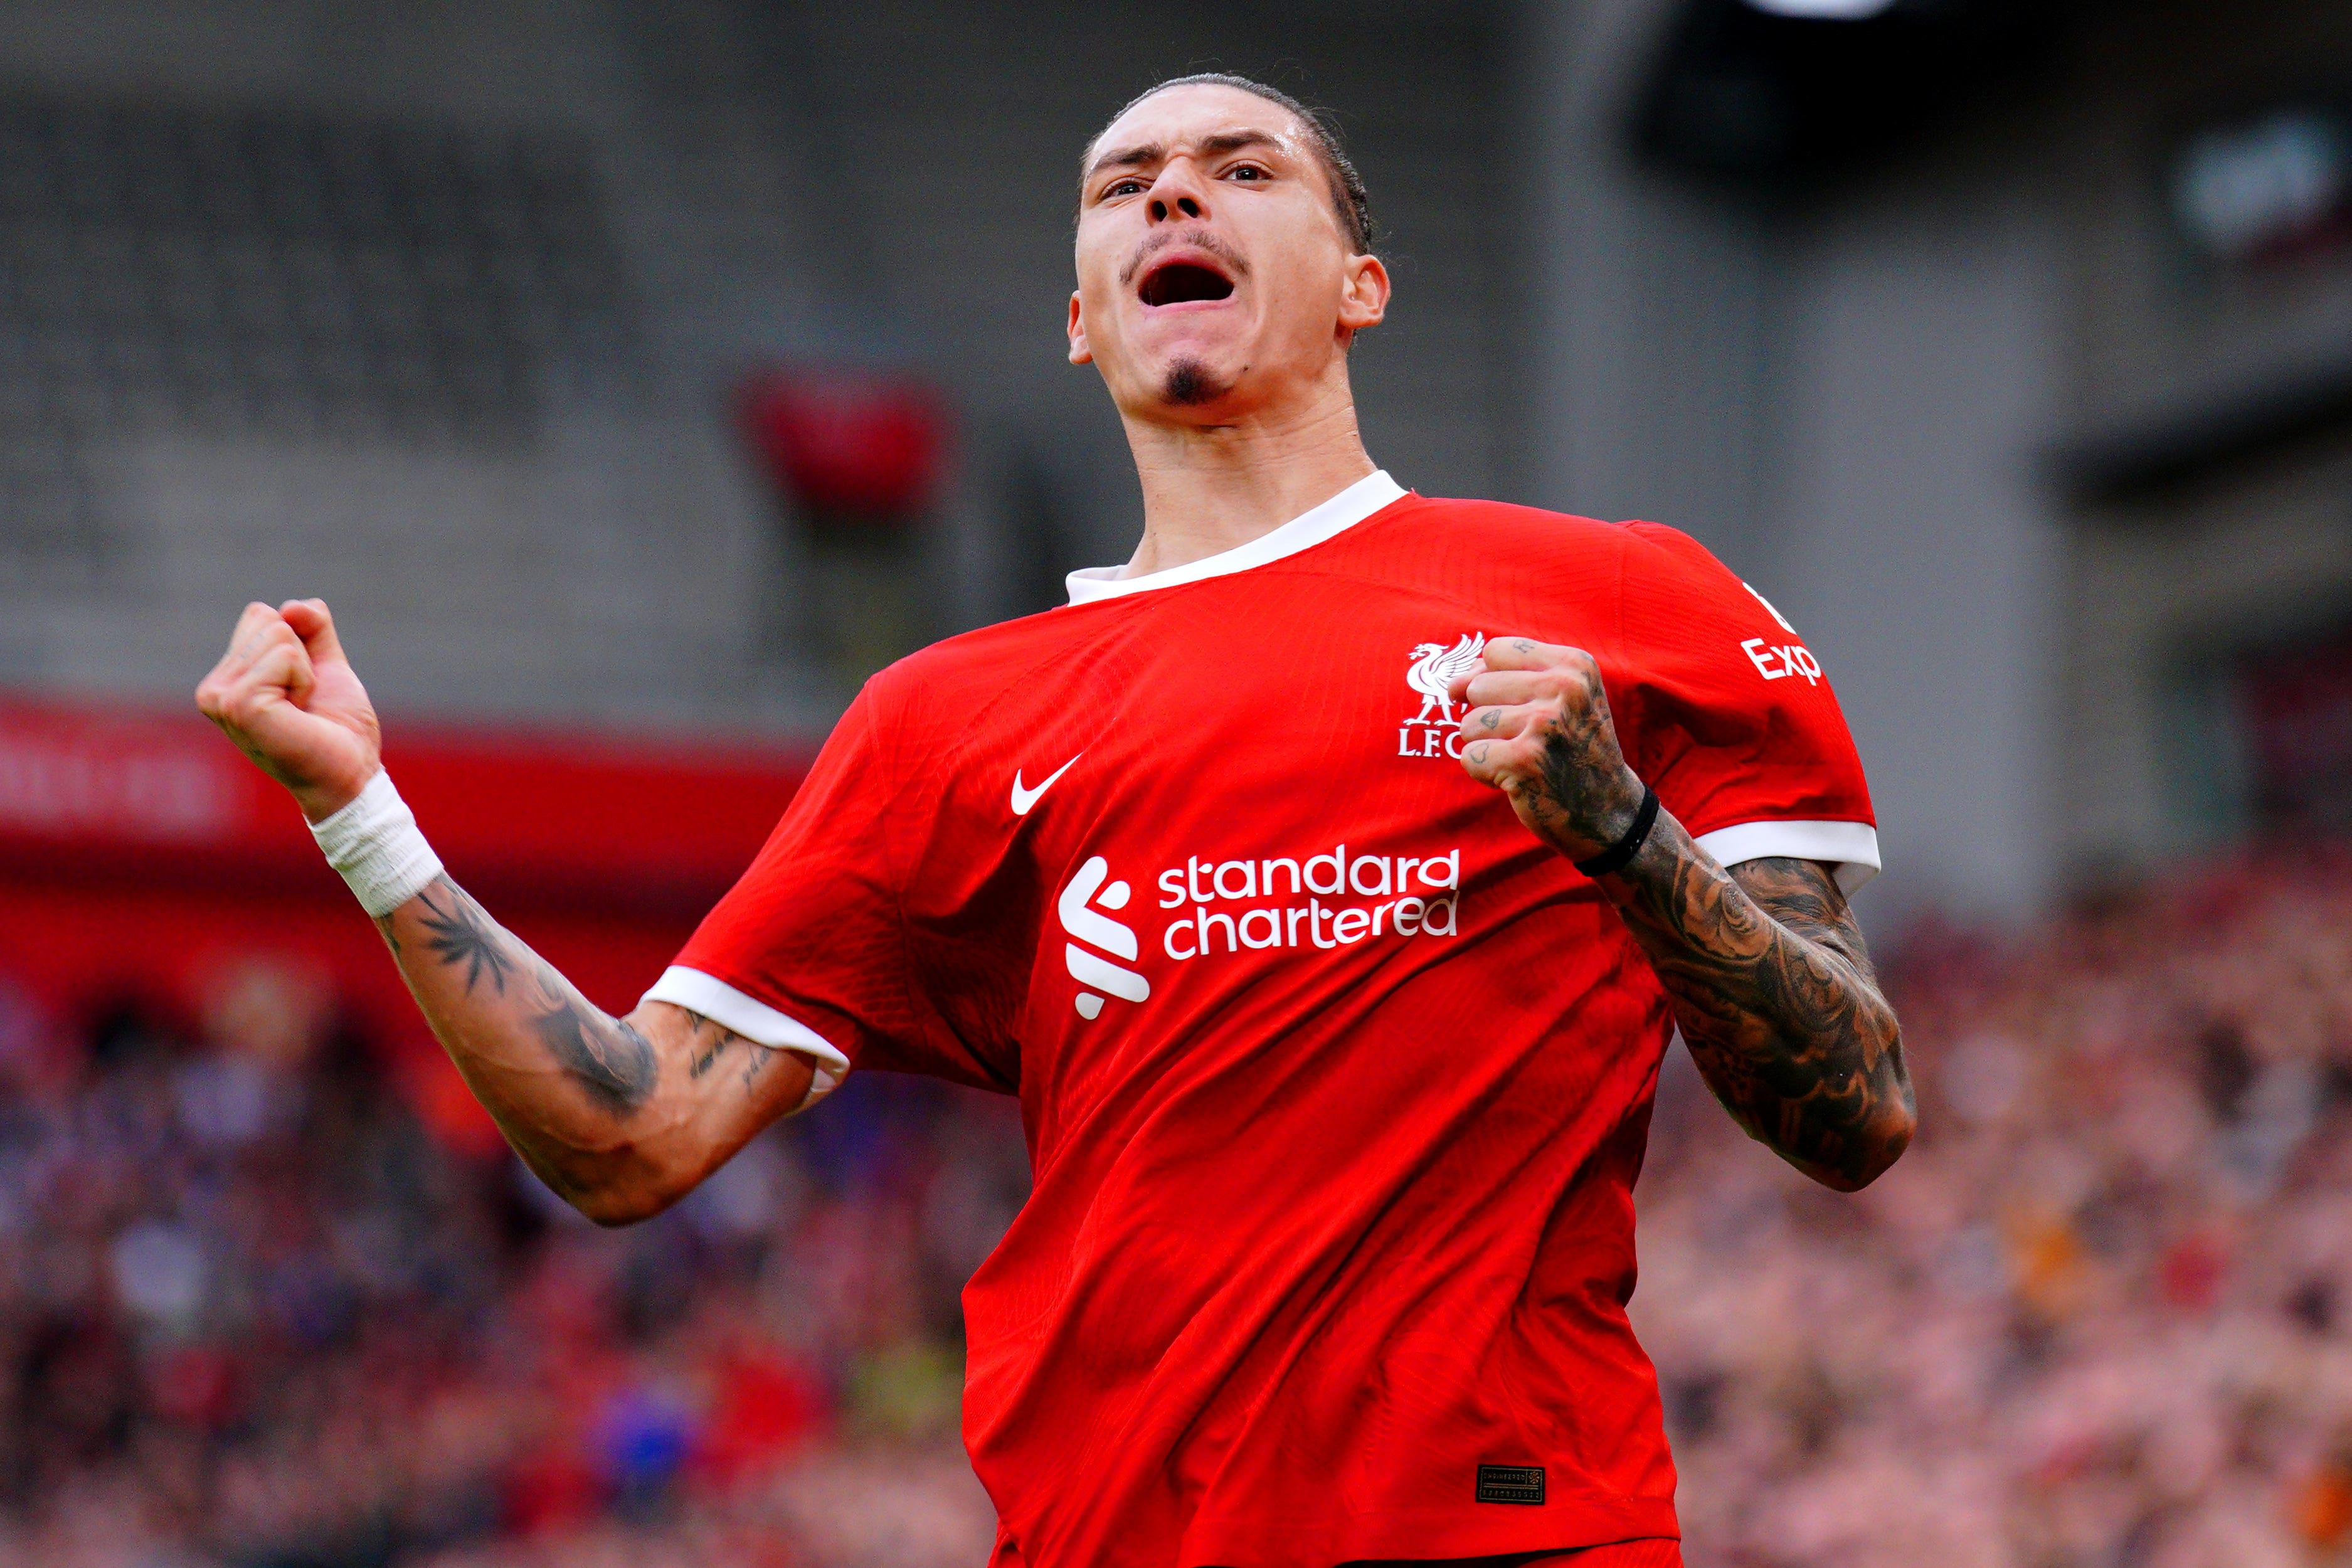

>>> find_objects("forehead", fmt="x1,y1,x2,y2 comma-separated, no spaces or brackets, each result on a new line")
1088,83,1312,166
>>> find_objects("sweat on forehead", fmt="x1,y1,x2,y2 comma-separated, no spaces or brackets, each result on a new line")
1078,73,1375,255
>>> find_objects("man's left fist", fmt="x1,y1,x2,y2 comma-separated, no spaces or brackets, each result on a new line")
1448,637,1648,863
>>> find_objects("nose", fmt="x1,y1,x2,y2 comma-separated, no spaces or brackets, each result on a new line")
1144,157,1210,226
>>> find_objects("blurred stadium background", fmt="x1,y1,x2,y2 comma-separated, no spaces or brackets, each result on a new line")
3,0,2352,1563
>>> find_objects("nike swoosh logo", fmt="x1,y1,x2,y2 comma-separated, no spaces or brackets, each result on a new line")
1011,753,1082,816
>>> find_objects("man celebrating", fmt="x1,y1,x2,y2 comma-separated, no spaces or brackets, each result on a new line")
198,75,1912,1568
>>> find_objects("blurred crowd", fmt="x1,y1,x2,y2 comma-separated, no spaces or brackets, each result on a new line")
0,962,1015,1568
1636,852,2352,1568
8,850,2352,1566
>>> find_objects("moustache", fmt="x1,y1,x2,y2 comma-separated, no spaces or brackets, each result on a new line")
1119,227,1250,287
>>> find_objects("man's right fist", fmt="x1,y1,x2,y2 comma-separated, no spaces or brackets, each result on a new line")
195,599,382,823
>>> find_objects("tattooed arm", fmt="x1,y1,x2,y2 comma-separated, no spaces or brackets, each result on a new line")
373,877,813,1221
1451,637,1914,1191
196,598,817,1225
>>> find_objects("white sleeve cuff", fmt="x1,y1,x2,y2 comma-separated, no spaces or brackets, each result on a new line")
641,965,850,1111
1693,819,1880,893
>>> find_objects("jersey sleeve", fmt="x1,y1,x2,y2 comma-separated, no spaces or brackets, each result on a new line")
642,673,1002,1110
1609,522,1880,891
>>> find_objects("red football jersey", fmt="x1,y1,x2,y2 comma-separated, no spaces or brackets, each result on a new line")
647,474,1878,1567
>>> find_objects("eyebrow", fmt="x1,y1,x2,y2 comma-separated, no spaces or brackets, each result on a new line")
1085,129,1286,186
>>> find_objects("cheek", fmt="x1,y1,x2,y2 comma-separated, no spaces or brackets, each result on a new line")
1072,257,1117,320
1072,223,1133,314
1073,277,1117,342
1254,246,1348,341
1071,272,1135,364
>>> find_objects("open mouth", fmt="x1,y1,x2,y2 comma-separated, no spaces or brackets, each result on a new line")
1138,261,1236,307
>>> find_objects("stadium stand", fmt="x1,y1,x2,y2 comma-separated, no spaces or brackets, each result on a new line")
4,845,2351,1564
0,991,1015,1568
0,97,643,590
1635,854,2352,1568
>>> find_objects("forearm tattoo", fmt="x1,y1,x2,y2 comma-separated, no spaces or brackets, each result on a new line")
682,1010,772,1089
418,887,514,994
1477,661,1912,1189
1616,832,1912,1189
402,877,658,1118
686,1013,737,1078
531,985,657,1115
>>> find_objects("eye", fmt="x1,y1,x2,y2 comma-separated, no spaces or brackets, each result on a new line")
1225,164,1268,182
1104,177,1145,199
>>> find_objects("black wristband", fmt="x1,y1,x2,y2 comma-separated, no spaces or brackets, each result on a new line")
1573,785,1658,879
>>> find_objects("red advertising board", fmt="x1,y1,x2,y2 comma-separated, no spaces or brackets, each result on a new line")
0,694,810,1153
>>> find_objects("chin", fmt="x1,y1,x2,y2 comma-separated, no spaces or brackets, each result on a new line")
1135,342,1256,409
1160,358,1226,407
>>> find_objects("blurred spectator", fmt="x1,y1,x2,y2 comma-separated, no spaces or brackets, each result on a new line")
11,849,2352,1563
1634,852,2352,1568
0,987,1010,1567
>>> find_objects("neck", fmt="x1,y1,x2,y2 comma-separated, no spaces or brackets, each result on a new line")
1115,372,1376,580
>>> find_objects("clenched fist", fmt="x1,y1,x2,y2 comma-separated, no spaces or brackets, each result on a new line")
194,600,381,822
1448,636,1648,865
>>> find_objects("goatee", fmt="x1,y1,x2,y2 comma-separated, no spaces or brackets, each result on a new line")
1162,358,1222,406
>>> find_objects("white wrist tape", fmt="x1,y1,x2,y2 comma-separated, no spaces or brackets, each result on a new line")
310,770,445,917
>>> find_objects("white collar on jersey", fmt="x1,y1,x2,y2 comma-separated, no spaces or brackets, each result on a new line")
1064,469,1407,605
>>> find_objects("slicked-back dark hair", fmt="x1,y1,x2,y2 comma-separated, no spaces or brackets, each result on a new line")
1081,73,1375,255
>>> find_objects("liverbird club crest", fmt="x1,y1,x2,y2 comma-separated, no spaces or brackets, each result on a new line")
1399,633,1486,758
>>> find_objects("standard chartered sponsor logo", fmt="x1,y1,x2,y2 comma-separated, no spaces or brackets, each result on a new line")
1056,844,1464,1018
1153,844,1461,960
1057,855,1149,1020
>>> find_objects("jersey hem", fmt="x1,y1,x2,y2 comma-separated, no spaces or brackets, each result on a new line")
1693,818,1880,892
1170,1495,1680,1568
640,965,852,1076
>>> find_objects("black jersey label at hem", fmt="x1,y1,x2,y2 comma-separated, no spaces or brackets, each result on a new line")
1475,1463,1545,1505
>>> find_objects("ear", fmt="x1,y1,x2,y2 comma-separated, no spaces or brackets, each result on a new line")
1338,253,1389,335
1067,290,1093,366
